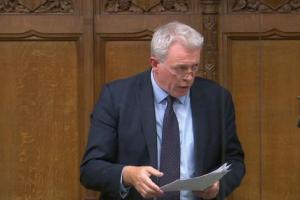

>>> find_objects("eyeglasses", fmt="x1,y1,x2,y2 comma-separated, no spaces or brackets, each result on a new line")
167,64,199,78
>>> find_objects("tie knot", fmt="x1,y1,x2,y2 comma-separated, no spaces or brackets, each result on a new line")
167,95,176,106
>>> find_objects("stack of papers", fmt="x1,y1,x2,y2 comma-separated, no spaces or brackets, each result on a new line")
160,163,231,191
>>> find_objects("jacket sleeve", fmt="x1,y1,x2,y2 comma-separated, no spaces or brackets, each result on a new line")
218,90,246,198
80,84,124,197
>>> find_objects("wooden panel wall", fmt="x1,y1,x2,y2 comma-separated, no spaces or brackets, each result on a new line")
1,0,300,200
221,1,300,200
0,1,94,200
226,38,300,200
0,40,79,200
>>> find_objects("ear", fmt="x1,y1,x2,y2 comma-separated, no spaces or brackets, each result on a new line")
150,57,159,71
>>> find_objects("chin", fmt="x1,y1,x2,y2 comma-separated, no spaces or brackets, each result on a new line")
174,90,188,97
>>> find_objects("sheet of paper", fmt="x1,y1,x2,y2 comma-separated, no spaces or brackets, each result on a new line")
160,163,231,191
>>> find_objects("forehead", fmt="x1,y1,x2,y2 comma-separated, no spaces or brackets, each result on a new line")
166,42,201,61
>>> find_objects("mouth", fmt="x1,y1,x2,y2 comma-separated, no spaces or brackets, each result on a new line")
180,85,191,89
173,86,190,97
178,86,191,91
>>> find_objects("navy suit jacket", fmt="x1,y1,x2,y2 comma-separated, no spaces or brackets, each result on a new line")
80,70,245,200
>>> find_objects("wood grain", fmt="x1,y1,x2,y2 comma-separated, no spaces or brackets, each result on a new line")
227,39,300,200
1,1,300,200
0,41,79,200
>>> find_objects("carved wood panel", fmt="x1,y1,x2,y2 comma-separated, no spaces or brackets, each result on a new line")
199,0,220,80
0,0,74,13
102,0,190,14
230,0,300,13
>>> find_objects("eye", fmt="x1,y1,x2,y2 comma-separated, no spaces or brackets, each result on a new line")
192,65,199,71
178,65,189,72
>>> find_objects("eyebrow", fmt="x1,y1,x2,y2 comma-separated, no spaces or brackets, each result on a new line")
171,63,199,68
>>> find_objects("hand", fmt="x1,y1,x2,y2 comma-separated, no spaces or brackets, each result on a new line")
195,181,220,199
122,166,164,199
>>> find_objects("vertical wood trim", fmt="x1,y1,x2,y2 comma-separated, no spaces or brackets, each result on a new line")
200,0,220,81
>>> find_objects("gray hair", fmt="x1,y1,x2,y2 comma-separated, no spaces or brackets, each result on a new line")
151,21,204,62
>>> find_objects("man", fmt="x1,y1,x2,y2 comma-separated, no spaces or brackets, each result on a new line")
80,21,245,200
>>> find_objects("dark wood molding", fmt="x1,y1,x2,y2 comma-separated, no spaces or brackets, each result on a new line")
231,0,300,13
0,0,74,14
225,28,300,40
298,96,300,128
96,30,153,41
0,30,81,41
103,0,189,14
200,0,220,81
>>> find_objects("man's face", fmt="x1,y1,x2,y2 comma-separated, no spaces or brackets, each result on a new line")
151,42,201,98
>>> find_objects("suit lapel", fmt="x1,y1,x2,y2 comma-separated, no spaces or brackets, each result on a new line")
190,82,208,176
137,71,158,172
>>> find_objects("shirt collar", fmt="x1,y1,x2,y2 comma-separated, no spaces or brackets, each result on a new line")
150,70,189,105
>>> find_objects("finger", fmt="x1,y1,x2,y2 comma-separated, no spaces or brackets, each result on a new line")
212,181,219,189
145,166,164,177
138,180,162,198
134,168,163,197
196,190,211,199
143,174,164,194
138,187,149,199
135,180,153,198
209,181,219,189
197,191,212,200
197,186,218,199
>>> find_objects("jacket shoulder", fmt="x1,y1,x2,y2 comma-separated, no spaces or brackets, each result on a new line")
193,77,229,94
104,70,150,90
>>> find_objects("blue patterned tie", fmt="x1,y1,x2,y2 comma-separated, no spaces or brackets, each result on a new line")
159,96,180,200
